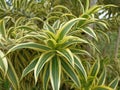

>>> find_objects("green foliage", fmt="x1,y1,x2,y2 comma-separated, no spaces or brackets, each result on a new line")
0,0,119,90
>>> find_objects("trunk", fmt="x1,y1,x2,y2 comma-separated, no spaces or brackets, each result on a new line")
87,0,97,56
114,27,120,75
114,27,120,61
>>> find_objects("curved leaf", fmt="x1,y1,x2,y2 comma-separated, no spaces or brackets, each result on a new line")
98,69,106,85
89,60,100,77
21,57,39,80
34,52,54,83
93,85,113,90
61,37,88,48
80,27,98,40
56,18,85,41
7,42,51,54
57,48,74,66
109,77,119,89
61,59,80,87
45,23,55,33
74,55,87,81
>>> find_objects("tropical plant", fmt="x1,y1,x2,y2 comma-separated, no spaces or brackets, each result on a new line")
0,0,119,90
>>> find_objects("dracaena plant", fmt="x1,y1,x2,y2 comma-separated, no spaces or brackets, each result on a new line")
0,0,119,90
71,60,119,90
6,18,91,90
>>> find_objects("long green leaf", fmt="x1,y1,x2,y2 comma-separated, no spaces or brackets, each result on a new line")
7,42,51,54
43,64,50,90
56,18,85,41
98,69,106,85
0,0,7,9
80,27,98,40
52,20,60,30
0,20,6,38
61,37,88,48
21,57,39,80
53,5,71,13
74,55,87,81
85,5,101,15
34,52,54,83
16,25,35,31
45,23,55,33
0,50,8,75
61,59,80,87
50,56,61,90
109,77,119,89
85,0,89,12
57,48,74,66
7,60,19,90
70,48,91,57
93,85,113,90
89,60,100,77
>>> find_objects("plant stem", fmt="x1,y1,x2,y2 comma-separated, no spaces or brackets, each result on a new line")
114,27,120,61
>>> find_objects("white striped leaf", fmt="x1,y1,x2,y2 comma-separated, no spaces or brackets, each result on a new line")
52,20,60,30
50,56,61,90
45,23,55,33
61,59,80,87
0,20,6,38
43,64,50,90
98,70,106,85
0,50,8,75
34,52,54,83
70,48,91,57
61,37,88,48
7,42,51,54
57,48,74,66
81,27,98,40
74,55,87,81
16,25,35,31
56,18,85,41
7,60,19,90
93,85,113,90
89,60,100,77
109,77,119,89
21,57,39,80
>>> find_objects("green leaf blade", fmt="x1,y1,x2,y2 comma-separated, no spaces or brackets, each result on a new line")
7,60,19,90
21,57,39,80
74,55,87,81
61,59,80,87
34,52,54,83
7,42,51,54
50,56,61,90
57,49,74,66
93,85,113,90
109,77,119,89
0,50,8,75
